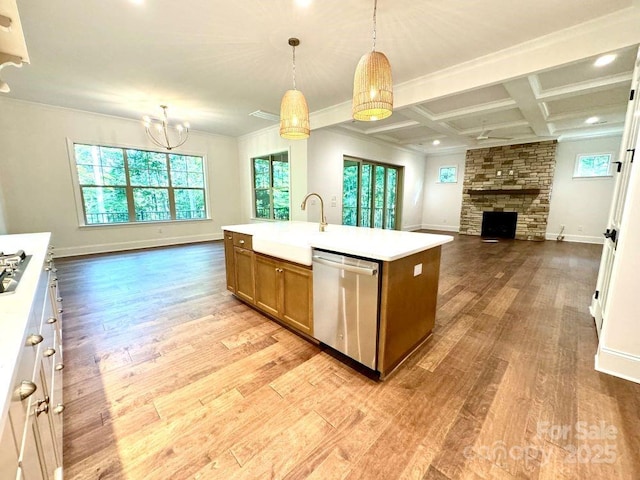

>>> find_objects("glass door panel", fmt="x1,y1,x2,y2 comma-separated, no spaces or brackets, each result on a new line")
374,165,386,228
385,168,398,229
359,164,372,227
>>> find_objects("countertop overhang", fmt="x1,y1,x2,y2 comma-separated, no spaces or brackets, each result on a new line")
222,221,453,265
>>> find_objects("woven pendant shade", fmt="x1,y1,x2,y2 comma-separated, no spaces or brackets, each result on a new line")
352,51,393,121
280,89,310,139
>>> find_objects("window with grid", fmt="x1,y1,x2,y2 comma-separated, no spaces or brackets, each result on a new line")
73,144,207,225
252,152,290,220
573,153,613,178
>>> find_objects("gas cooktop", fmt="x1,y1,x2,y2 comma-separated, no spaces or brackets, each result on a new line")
0,250,32,295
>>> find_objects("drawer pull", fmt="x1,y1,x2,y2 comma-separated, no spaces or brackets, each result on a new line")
36,396,50,416
53,404,65,415
227,236,232,240
55,363,65,371
44,348,56,358
47,317,57,324
239,239,245,244
58,308,64,314
26,334,44,346
14,381,37,401
57,297,63,302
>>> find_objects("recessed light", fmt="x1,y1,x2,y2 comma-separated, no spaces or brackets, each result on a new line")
585,116,600,124
432,140,441,146
130,0,144,4
594,54,616,67
295,0,312,7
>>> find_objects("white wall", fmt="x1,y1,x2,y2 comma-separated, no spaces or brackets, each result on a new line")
0,98,241,256
421,151,466,232
236,127,308,223
0,184,7,235
547,136,621,244
306,128,426,231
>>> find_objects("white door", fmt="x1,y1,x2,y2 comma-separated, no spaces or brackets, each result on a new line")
590,47,640,335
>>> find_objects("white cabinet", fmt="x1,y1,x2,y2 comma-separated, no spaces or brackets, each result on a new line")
0,237,64,479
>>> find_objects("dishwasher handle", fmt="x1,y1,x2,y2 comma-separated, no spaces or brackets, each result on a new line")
313,255,378,276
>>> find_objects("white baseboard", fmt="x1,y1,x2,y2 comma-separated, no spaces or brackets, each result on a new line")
545,232,604,244
420,224,460,233
402,224,423,232
55,233,223,257
595,346,640,385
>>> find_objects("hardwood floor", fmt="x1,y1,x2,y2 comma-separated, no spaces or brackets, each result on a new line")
56,234,640,479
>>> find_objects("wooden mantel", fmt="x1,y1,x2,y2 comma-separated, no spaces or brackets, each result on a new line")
465,188,541,195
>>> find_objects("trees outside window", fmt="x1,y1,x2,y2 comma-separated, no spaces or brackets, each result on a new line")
252,152,290,220
574,153,612,178
73,144,206,225
342,157,402,230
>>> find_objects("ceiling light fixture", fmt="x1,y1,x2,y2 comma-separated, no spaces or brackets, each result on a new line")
594,54,616,67
295,0,312,7
280,38,310,140
432,140,441,146
585,116,600,124
143,105,190,151
352,0,393,122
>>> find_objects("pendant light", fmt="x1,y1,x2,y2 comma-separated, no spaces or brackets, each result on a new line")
352,0,393,121
280,38,310,139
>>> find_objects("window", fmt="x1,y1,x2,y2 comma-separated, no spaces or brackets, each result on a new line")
252,152,290,220
574,153,612,178
73,144,206,225
342,157,402,230
438,166,457,183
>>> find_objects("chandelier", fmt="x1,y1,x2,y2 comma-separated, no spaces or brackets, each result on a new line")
352,0,393,121
280,38,310,140
143,105,190,151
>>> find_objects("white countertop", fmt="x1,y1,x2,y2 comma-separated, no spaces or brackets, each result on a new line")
0,232,51,433
222,221,453,265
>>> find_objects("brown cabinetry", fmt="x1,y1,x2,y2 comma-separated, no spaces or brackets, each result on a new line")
254,254,313,336
223,231,313,337
223,231,235,292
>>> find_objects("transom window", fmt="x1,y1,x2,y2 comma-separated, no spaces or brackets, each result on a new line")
438,166,458,183
73,144,207,225
252,152,290,220
574,153,613,178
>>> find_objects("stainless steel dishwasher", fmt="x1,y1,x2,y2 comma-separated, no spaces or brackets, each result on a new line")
312,249,381,370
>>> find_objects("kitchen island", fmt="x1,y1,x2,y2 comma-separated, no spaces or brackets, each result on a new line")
222,221,453,378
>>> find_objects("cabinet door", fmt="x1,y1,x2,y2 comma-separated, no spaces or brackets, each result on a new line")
254,255,280,318
0,418,18,478
280,262,313,335
223,231,236,292
234,247,255,303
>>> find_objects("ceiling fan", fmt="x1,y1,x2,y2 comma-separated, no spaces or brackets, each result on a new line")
474,121,512,141
475,129,512,140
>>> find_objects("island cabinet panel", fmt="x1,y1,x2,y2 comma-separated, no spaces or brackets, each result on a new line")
223,231,236,292
254,254,280,317
234,246,255,304
378,245,441,377
280,262,313,336
252,253,313,336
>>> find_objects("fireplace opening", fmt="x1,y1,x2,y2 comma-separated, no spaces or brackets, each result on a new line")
481,211,517,239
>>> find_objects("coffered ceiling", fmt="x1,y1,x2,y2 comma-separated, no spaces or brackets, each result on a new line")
2,0,640,145
339,46,638,153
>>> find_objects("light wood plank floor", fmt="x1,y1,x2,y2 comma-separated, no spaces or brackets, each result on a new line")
57,234,640,479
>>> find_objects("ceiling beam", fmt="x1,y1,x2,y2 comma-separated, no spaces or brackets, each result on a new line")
426,98,518,122
363,120,420,135
458,119,530,136
503,76,552,136
534,72,633,102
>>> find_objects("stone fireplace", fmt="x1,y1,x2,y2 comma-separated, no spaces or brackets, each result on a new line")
459,141,557,241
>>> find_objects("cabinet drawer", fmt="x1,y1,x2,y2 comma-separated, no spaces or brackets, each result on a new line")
232,233,252,250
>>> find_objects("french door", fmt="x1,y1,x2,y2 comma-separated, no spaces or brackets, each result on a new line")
591,46,640,336
342,157,402,230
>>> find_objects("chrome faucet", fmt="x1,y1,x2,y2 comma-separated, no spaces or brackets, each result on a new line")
301,193,328,232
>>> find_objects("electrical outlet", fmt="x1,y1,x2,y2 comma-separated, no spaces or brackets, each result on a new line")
497,170,502,176
158,228,163,234
578,225,584,232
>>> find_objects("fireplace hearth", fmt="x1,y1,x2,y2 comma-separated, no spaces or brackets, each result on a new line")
481,211,517,239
